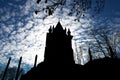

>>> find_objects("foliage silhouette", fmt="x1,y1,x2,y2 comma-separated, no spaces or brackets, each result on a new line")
35,0,105,21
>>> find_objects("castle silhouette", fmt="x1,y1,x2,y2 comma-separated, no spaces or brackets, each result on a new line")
20,22,120,80
20,22,79,80
44,21,75,64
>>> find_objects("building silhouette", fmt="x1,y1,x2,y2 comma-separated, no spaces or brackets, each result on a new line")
44,21,75,64
20,22,77,80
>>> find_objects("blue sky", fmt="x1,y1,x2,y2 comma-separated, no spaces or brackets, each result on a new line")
0,0,120,72
104,0,120,16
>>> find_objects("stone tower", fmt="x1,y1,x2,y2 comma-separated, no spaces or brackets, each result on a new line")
44,22,75,64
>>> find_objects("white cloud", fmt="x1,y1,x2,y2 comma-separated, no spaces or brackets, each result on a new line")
1,0,119,72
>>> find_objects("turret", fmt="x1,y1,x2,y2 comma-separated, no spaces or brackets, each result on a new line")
64,27,67,34
49,26,52,33
67,28,71,36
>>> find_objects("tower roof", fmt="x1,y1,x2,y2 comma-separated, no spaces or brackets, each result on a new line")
55,21,63,30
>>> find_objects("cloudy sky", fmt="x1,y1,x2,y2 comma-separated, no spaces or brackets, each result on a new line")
0,0,120,72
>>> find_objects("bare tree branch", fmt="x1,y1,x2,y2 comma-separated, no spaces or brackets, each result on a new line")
35,0,105,20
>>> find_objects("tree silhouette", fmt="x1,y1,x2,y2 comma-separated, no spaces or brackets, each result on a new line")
35,0,105,20
88,27,120,59
88,47,92,61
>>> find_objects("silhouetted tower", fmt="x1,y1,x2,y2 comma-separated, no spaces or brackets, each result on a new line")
44,22,75,65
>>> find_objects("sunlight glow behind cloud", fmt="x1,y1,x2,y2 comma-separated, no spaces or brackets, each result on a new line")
0,0,98,71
